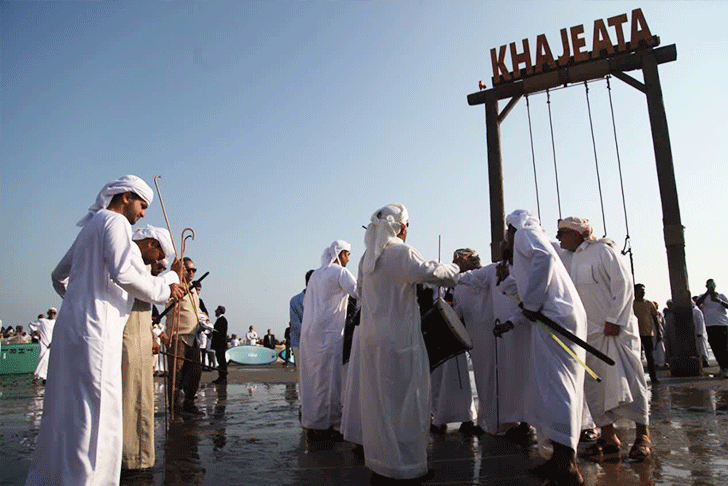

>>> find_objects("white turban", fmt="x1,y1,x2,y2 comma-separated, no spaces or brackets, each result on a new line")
321,239,352,268
49,307,57,313
362,203,409,275
77,175,154,227
132,225,175,260
505,209,542,231
558,216,615,247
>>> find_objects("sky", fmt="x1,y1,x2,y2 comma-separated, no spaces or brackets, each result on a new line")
2,1,728,340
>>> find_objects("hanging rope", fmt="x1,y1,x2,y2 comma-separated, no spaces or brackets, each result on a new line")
525,94,542,220
606,75,635,279
584,81,608,237
546,89,562,219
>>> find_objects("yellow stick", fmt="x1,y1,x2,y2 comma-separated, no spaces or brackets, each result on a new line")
538,322,601,382
503,293,601,382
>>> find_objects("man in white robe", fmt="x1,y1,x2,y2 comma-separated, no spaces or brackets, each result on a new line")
556,216,652,460
456,258,530,437
430,249,479,434
245,325,259,345
494,209,586,485
289,269,313,373
340,300,363,448
30,307,57,384
358,204,459,482
25,175,186,486
121,226,176,471
299,240,357,436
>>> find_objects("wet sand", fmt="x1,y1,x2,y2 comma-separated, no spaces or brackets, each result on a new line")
3,362,728,485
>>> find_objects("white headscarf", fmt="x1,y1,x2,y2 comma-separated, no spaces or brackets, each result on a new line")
77,175,154,227
505,209,542,231
558,216,615,247
132,225,175,260
320,240,352,268
362,203,409,275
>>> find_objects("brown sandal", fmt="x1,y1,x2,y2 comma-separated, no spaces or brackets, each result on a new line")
628,436,653,460
583,438,605,457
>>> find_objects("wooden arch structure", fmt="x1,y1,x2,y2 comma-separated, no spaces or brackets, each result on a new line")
467,11,700,376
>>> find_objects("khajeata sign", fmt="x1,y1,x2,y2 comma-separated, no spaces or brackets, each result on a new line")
490,8,657,85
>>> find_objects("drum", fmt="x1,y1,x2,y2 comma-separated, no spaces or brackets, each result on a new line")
421,297,473,371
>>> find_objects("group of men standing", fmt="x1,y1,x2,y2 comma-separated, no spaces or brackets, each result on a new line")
296,207,656,486
21,171,665,486
23,175,236,486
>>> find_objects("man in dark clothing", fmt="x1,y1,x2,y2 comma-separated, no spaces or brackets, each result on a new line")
283,326,292,366
211,306,228,384
263,329,276,349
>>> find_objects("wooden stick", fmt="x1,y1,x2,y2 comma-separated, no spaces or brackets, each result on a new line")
153,175,181,420
158,272,209,319
157,350,223,372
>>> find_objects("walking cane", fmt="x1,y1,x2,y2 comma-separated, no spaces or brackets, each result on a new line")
494,320,501,433
153,175,183,422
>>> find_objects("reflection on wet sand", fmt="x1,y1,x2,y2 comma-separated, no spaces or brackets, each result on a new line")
3,371,728,485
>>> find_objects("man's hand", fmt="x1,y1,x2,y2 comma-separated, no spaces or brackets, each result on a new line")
604,322,621,336
170,258,184,280
169,283,186,302
159,331,169,346
521,308,539,322
493,320,514,337
152,340,161,354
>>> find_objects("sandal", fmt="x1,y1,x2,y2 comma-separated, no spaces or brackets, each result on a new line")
628,436,653,460
583,438,605,457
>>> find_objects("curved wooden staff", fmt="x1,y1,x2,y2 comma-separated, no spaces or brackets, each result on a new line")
153,175,182,421
181,228,195,258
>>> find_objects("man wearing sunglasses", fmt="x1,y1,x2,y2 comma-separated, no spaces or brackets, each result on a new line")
165,257,204,418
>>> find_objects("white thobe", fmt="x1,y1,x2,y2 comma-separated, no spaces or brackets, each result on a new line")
341,325,363,445
693,308,710,360
358,241,459,479
299,264,357,430
430,351,475,426
26,209,179,486
245,331,258,345
456,265,528,433
152,323,167,373
509,228,586,451
30,317,56,380
561,241,649,427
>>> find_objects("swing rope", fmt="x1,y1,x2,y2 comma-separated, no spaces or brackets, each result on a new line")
584,81,608,237
525,94,542,221
546,89,562,219
606,75,635,278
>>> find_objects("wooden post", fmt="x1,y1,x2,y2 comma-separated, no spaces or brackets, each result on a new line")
485,91,505,262
642,51,701,376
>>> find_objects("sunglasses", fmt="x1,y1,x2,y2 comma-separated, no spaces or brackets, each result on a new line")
186,267,197,273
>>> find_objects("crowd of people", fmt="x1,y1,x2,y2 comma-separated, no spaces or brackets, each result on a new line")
11,174,727,486
291,206,727,486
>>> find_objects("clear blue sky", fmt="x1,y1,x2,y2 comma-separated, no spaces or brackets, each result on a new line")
2,1,727,339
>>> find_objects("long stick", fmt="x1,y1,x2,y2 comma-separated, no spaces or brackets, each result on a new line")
153,175,181,420
537,322,602,382
157,350,224,372
504,293,614,366
158,272,209,319
494,325,500,432
528,307,615,366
